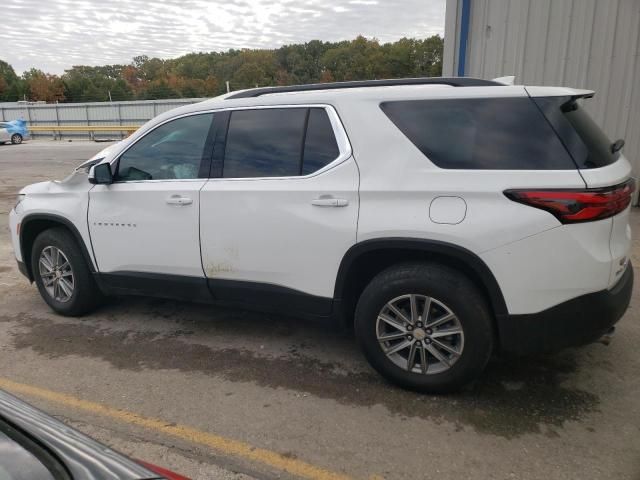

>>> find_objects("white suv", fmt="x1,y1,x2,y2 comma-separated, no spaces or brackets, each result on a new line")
9,78,634,392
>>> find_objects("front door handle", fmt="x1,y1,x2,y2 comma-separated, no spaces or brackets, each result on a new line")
166,195,193,206
311,196,349,207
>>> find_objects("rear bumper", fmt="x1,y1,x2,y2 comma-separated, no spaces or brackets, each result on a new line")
497,263,633,355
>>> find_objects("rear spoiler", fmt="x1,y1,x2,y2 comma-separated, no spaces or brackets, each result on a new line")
525,85,595,100
492,75,516,85
570,89,595,99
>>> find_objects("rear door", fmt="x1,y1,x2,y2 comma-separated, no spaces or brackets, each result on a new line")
199,106,358,315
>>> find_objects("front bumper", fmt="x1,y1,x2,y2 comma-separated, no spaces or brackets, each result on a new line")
16,260,30,280
497,263,633,355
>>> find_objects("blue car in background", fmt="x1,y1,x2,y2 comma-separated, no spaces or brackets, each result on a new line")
0,119,29,144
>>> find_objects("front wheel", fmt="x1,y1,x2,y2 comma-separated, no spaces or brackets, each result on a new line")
10,134,22,144
354,262,494,393
31,228,104,316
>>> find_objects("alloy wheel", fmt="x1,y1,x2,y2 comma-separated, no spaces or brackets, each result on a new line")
38,246,74,303
376,294,465,375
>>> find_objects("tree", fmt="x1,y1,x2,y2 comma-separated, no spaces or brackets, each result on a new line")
0,60,22,101
0,35,444,103
23,69,65,102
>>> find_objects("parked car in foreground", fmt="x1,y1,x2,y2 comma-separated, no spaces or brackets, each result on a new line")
8,77,634,392
0,119,29,144
0,389,188,479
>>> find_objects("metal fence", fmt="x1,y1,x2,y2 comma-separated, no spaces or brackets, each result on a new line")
0,98,207,139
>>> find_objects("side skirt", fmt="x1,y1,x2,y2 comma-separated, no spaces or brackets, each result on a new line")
94,272,334,319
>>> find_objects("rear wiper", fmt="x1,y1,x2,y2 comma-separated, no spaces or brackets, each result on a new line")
611,138,625,154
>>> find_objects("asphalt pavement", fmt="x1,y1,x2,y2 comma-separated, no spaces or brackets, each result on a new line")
0,140,638,480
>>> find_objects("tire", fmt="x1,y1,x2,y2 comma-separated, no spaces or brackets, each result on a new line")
354,262,494,393
31,227,104,316
10,134,22,144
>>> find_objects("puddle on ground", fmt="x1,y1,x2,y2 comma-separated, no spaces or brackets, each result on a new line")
3,302,600,439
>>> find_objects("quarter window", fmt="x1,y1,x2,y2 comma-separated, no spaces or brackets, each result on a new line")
222,108,341,178
532,96,618,169
302,108,340,175
116,113,213,181
380,98,576,170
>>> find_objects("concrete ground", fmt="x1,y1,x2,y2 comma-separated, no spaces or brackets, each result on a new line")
0,140,638,480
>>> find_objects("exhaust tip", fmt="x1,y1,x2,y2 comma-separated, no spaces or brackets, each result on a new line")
597,327,615,346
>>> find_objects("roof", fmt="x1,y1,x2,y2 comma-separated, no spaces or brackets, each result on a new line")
121,77,594,144
225,77,501,99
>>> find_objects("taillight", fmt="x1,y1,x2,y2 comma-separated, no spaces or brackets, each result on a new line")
505,179,635,223
137,460,191,480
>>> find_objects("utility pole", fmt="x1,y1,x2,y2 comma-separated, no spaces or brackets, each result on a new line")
108,90,112,102
226,81,230,93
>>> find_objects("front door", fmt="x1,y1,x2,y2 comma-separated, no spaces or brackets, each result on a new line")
88,112,215,282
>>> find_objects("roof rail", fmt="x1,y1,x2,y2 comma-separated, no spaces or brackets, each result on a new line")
225,77,502,99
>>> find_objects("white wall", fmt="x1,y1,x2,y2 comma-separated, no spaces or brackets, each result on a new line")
444,0,640,182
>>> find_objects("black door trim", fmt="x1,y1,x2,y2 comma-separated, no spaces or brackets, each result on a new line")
207,278,333,318
94,271,333,318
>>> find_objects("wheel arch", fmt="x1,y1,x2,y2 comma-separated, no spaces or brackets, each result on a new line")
20,214,96,281
333,238,508,325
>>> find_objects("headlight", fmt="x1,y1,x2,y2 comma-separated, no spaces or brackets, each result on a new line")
14,194,25,209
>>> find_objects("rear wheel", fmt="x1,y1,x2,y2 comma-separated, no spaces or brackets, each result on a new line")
31,228,104,316
354,262,494,393
10,133,22,144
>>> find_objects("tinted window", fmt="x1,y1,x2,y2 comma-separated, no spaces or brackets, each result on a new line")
117,113,213,181
532,96,618,169
223,109,306,178
0,430,56,480
380,98,576,169
302,109,340,175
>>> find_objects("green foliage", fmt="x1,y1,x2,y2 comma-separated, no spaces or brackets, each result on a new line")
0,60,25,101
0,35,443,103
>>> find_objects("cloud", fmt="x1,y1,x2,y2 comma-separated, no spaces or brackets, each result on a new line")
0,0,445,74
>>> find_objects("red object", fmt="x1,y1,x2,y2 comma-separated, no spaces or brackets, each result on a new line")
136,460,191,480
505,179,635,223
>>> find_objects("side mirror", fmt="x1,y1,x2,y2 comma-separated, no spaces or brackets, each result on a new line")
88,163,113,185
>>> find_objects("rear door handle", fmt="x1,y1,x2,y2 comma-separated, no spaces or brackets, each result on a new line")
311,197,349,207
166,195,193,206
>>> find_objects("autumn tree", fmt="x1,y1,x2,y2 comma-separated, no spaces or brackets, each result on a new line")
1,35,444,102
23,69,65,102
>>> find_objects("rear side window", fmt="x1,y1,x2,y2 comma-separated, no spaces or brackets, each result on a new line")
222,108,340,178
380,98,576,170
223,108,306,178
532,96,618,169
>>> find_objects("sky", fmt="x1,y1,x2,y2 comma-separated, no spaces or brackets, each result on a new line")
0,0,446,75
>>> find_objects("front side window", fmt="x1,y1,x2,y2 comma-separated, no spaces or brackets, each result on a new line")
222,107,341,178
380,98,577,170
116,113,213,181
